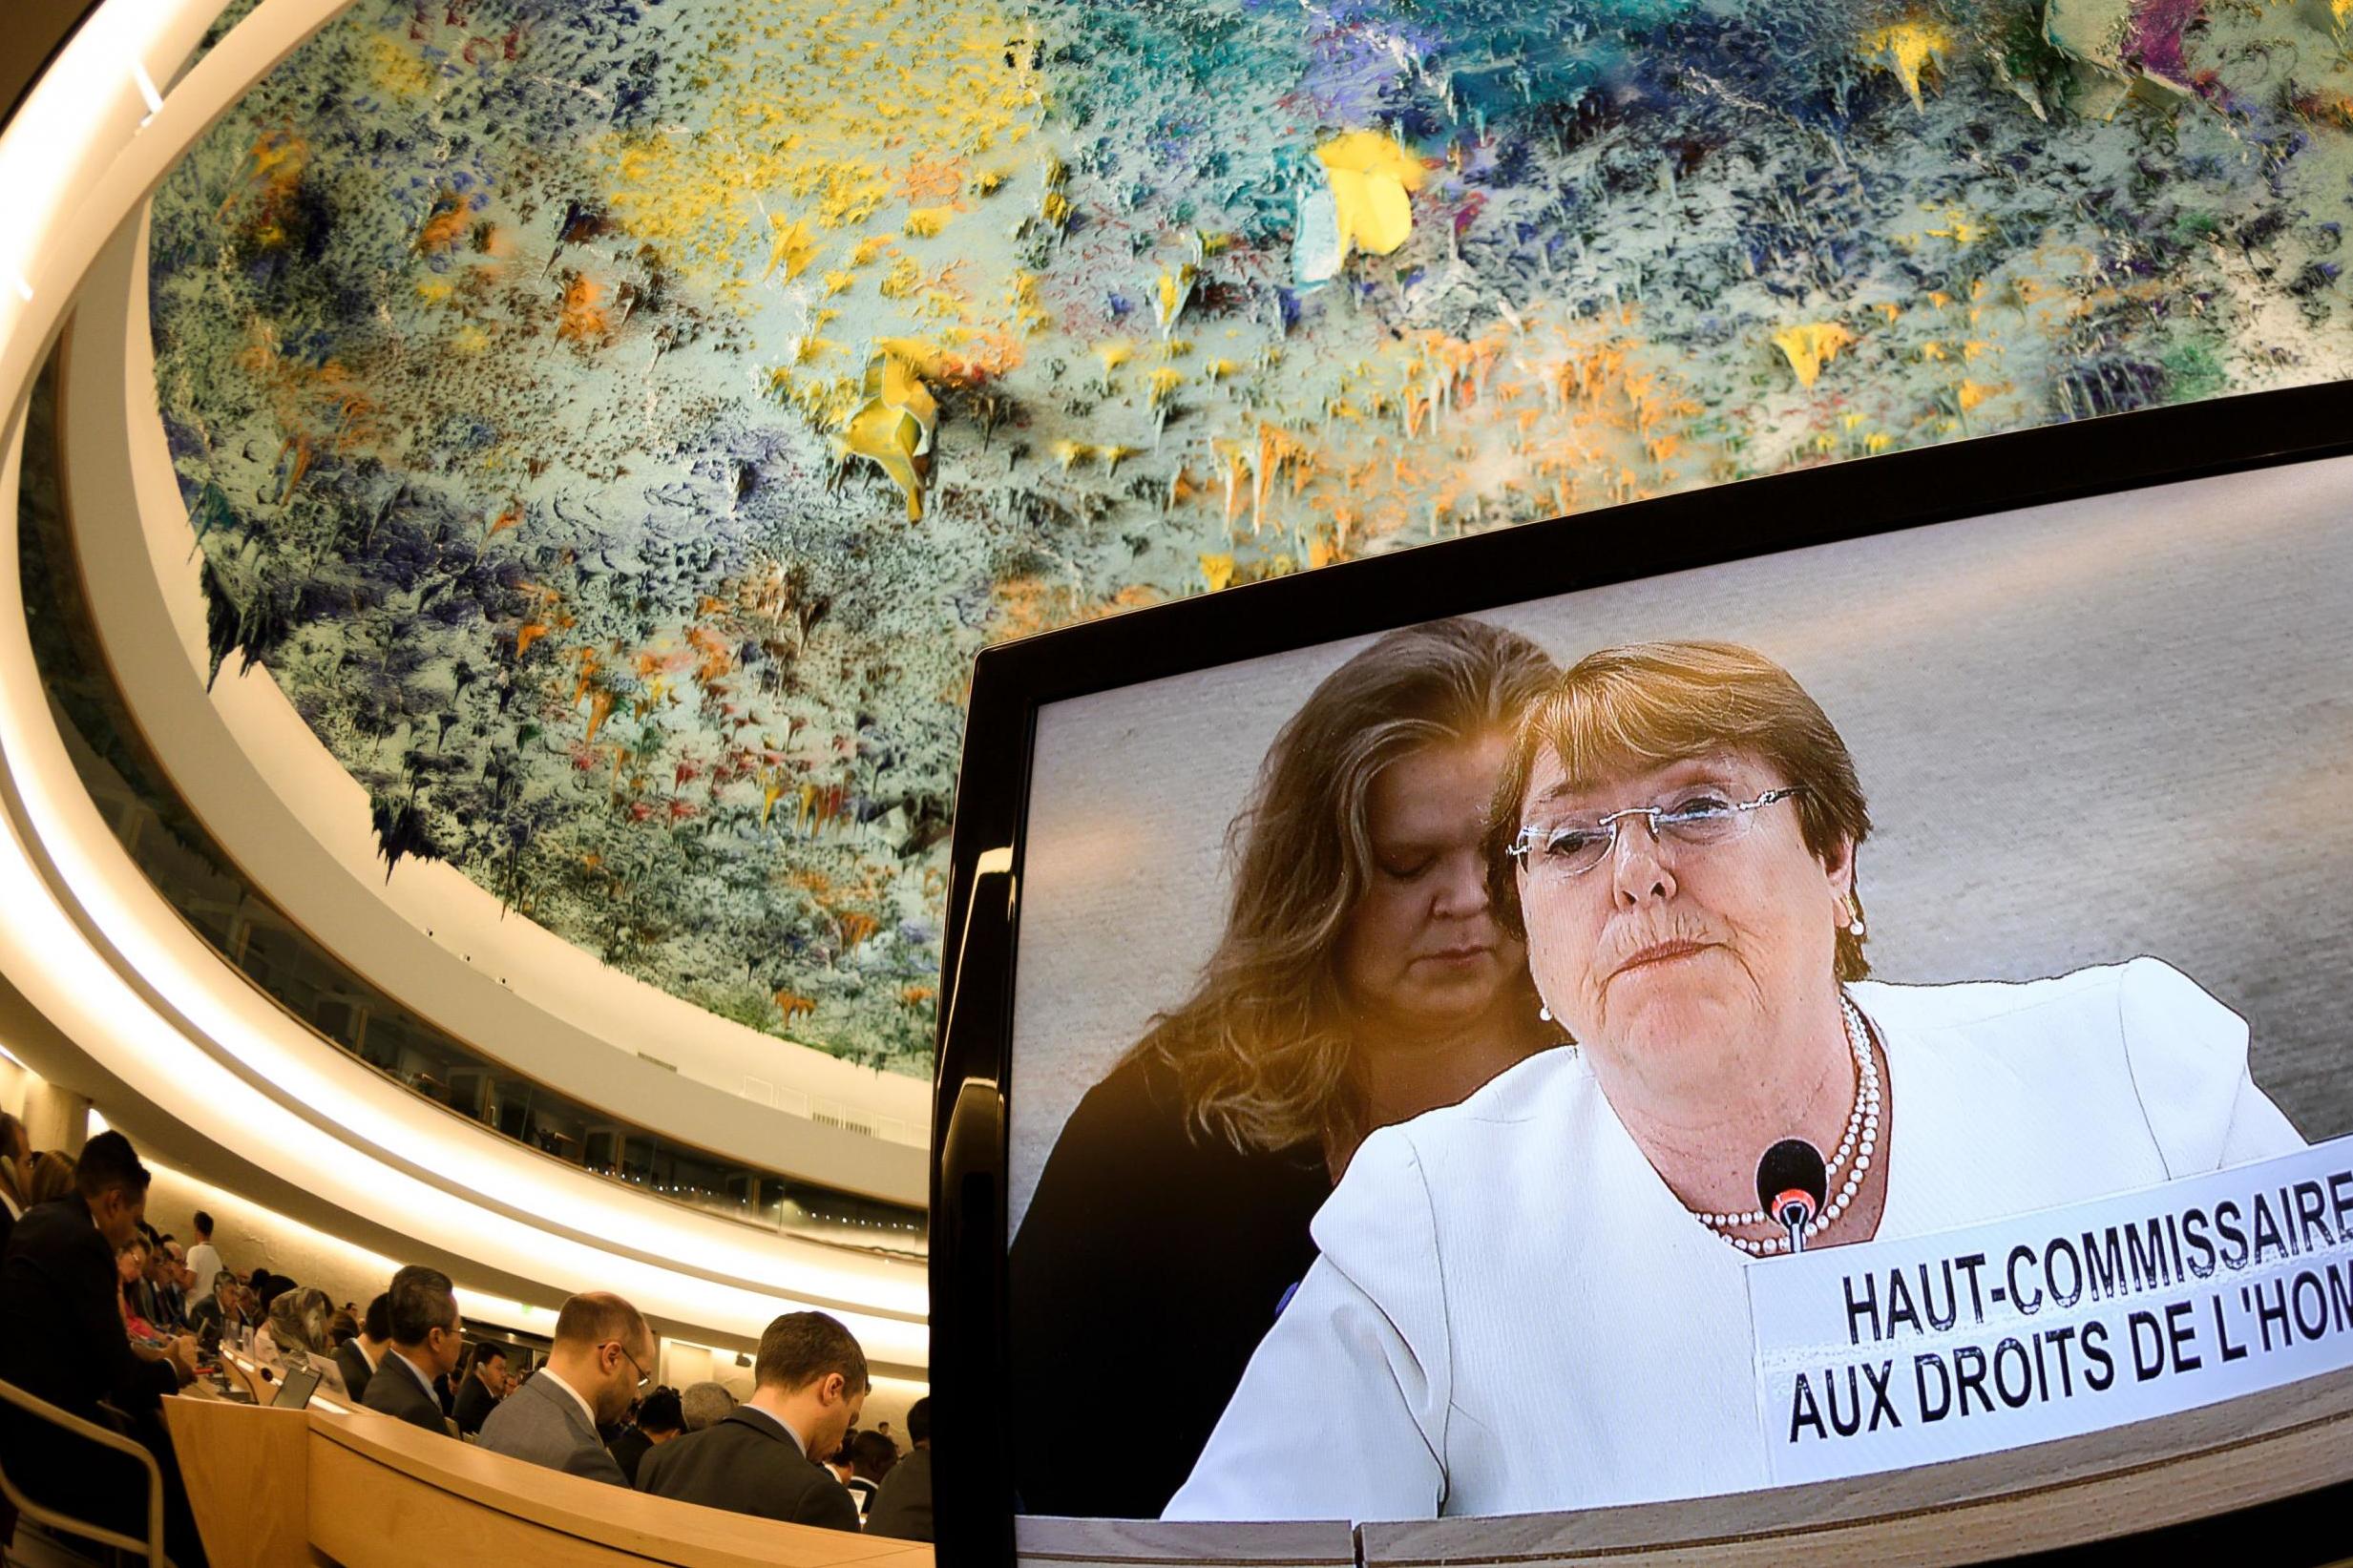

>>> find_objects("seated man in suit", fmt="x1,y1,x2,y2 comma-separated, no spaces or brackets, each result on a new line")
865,1396,933,1541
335,1291,391,1402
608,1385,684,1485
474,1292,649,1485
637,1311,866,1530
185,1267,242,1342
361,1265,465,1433
452,1341,509,1436
0,1132,206,1565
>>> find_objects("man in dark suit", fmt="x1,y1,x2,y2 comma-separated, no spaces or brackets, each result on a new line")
0,1132,207,1565
452,1342,508,1435
638,1311,866,1530
476,1292,651,1486
360,1265,464,1434
608,1385,683,1484
334,1292,391,1403
865,1396,933,1541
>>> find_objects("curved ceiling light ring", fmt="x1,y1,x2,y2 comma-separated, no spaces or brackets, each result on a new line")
15,0,932,1191
3,404,926,1370
0,0,929,1369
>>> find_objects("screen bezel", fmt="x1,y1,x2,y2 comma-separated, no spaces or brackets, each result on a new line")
932,377,2353,1566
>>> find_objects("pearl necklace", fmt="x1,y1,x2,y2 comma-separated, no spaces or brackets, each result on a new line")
1698,997,1880,1257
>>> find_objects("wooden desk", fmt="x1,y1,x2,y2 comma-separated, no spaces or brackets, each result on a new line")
163,1396,935,1568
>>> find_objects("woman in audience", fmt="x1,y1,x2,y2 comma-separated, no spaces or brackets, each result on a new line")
116,1235,161,1342
254,1285,350,1396
1011,617,1564,1518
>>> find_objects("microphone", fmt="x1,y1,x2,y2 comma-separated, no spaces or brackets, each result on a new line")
1756,1139,1828,1256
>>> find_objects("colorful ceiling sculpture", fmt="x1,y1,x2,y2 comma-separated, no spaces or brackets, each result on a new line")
150,0,2353,1077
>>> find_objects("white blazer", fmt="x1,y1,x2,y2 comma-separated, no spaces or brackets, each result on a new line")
1162,958,2305,1524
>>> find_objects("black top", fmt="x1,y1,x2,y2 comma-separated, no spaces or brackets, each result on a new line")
1008,1046,1331,1519
0,1195,179,1423
453,1371,499,1435
637,1407,861,1531
864,1445,933,1541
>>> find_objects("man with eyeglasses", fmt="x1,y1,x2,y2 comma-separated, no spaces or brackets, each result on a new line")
475,1292,654,1486
362,1265,468,1434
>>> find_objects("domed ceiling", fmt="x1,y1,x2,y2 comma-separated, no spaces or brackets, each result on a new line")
150,0,2353,1077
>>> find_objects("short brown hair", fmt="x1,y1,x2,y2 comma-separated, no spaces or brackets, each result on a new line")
554,1291,648,1353
755,1310,869,1395
1485,641,1874,982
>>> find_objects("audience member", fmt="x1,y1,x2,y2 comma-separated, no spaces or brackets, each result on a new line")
0,1131,206,1565
0,1111,31,1253
475,1292,651,1485
636,1311,866,1530
116,1234,161,1342
256,1286,347,1394
335,1291,391,1402
453,1342,510,1436
680,1380,737,1432
157,1240,194,1328
186,1268,242,1342
864,1395,933,1542
254,1271,296,1315
326,1307,359,1350
607,1385,683,1485
185,1209,223,1300
27,1150,74,1205
140,1240,188,1330
833,1432,886,1517
361,1265,464,1433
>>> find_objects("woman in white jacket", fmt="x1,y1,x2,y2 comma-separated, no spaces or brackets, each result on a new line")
1166,640,2304,1525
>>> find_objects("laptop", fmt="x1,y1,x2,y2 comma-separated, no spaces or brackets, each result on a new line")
270,1364,324,1411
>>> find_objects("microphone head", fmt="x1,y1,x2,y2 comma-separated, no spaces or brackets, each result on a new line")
1756,1138,1829,1222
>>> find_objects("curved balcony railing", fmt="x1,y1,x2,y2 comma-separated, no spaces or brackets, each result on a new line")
16,353,927,1259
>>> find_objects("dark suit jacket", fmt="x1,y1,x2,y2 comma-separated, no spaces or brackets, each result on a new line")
637,1408,860,1530
334,1339,375,1403
864,1446,933,1541
0,1196,179,1424
474,1372,628,1486
452,1370,500,1435
361,1351,449,1433
0,1196,183,1523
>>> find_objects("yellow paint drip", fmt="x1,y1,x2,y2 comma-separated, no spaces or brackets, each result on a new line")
1316,129,1425,258
833,350,938,519
764,216,824,282
1771,322,1854,387
1864,22,1951,112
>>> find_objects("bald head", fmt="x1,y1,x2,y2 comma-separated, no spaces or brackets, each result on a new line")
545,1291,655,1429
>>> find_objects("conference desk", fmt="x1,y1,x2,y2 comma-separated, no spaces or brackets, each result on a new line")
161,1393,933,1568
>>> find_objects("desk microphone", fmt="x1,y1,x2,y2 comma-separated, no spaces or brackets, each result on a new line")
1756,1139,1828,1256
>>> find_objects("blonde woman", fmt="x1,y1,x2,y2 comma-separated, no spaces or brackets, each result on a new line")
1009,617,1561,1519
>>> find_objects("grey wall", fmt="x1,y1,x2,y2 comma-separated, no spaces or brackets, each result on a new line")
1009,453,2353,1237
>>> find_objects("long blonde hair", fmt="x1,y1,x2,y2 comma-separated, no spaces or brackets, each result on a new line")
1139,617,1558,1155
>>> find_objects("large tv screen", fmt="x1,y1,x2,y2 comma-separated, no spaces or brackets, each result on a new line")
935,384,2353,1561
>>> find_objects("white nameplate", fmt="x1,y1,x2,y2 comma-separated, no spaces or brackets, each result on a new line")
1749,1138,2353,1485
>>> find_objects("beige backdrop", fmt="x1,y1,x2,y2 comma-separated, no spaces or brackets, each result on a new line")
1009,454,2353,1237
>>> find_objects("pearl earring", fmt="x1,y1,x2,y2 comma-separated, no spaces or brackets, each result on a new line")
1539,1003,1553,1022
